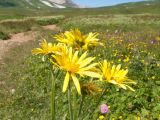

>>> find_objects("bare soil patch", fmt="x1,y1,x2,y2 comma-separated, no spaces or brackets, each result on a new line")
42,24,60,31
0,25,59,60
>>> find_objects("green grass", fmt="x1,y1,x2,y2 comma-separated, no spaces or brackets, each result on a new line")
0,31,10,40
0,29,59,119
0,14,160,119
59,14,160,32
0,15,64,40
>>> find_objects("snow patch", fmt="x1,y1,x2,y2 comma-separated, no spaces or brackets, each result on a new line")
53,3,66,8
48,0,66,4
25,0,33,6
40,0,54,7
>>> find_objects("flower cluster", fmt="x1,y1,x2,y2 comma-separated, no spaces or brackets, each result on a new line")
32,29,137,119
32,29,136,95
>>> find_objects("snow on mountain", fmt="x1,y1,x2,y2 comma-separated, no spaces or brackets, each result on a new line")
53,3,66,8
0,0,78,8
40,0,54,7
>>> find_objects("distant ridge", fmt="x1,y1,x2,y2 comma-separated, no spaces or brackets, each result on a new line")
97,0,160,14
0,0,78,9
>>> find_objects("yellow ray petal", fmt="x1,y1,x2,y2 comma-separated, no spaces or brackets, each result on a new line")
69,47,73,60
72,51,79,62
77,51,87,63
79,63,98,71
79,57,95,68
125,85,135,92
119,84,127,90
32,48,43,55
62,72,70,93
78,71,101,78
71,74,81,95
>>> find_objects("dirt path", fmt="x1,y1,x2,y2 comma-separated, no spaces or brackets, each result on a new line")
42,24,60,31
0,25,59,61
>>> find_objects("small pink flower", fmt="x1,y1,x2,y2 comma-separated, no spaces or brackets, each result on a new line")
100,104,109,114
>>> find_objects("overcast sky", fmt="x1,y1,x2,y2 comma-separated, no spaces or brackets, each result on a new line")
73,0,145,7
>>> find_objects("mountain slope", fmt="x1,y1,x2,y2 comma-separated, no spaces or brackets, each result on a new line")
98,0,160,14
0,0,78,9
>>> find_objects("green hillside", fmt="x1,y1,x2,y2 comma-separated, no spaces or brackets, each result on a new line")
0,0,160,21
98,0,160,14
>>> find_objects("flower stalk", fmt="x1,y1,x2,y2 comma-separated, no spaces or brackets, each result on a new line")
31,29,137,120
51,70,55,120
78,96,84,120
68,81,74,120
88,88,107,119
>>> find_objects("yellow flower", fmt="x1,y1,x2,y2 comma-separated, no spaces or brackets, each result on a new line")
32,39,57,55
54,29,102,50
119,116,122,119
54,31,76,46
151,76,155,79
32,40,69,57
100,60,136,91
82,32,102,49
99,115,105,120
123,56,130,62
52,47,100,95
137,116,141,120
54,29,84,47
155,36,160,41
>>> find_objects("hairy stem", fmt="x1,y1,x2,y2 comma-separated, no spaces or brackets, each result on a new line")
68,81,74,120
78,96,84,120
50,69,55,120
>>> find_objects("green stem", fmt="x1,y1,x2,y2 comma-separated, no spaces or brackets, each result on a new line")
88,88,107,119
51,70,55,120
78,96,84,120
68,81,74,120
73,90,77,120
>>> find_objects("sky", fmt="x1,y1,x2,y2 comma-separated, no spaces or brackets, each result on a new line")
73,0,145,7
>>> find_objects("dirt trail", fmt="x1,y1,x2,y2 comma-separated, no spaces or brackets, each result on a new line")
0,25,59,60
42,24,60,31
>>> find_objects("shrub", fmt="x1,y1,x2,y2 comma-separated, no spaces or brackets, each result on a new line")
36,16,65,25
0,31,10,40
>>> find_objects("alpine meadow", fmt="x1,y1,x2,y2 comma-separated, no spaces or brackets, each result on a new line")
0,0,160,120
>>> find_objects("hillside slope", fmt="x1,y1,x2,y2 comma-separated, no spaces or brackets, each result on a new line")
98,0,160,14
0,0,78,8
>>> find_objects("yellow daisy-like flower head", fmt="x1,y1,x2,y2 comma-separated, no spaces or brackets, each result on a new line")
52,47,100,95
32,39,69,56
54,32,75,46
100,60,136,91
82,32,102,50
54,29,103,50
32,39,56,55
54,29,84,47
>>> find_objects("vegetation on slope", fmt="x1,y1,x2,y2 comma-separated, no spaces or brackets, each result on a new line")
0,14,160,119
0,15,64,40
